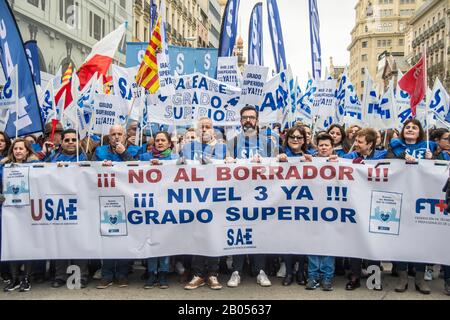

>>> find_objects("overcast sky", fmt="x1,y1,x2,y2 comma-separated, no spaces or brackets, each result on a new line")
239,0,357,88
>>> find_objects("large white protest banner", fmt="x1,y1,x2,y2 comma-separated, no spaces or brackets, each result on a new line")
147,73,242,126
240,65,269,106
216,56,240,87
2,160,450,265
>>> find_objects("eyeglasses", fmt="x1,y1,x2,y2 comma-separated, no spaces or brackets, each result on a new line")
289,135,304,141
63,138,77,143
242,116,257,121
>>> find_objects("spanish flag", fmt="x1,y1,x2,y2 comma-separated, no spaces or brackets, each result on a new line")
54,63,74,109
136,17,162,93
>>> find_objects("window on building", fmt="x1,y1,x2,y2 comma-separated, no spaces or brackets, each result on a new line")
28,0,46,10
399,38,404,46
362,54,368,61
120,0,126,8
362,41,368,48
135,21,139,39
89,11,105,41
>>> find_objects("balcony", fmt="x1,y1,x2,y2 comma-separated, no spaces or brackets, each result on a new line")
167,23,172,34
172,29,177,38
439,19,445,28
134,0,143,10
438,39,445,49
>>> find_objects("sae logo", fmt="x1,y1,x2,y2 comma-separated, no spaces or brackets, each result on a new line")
369,191,402,236
31,195,78,225
99,196,128,236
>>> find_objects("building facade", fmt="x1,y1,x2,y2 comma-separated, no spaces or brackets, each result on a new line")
348,0,426,98
406,0,450,91
208,0,222,48
8,0,132,75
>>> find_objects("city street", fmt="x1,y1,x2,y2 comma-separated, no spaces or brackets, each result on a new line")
1,265,449,300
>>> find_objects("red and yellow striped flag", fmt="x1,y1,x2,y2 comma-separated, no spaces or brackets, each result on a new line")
136,18,162,93
62,63,73,84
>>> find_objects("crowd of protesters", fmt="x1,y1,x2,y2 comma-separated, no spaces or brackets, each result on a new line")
0,105,449,296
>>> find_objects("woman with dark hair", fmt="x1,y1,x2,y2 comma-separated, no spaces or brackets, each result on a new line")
327,124,350,157
0,132,11,160
301,125,317,156
430,128,450,160
139,132,178,289
389,119,436,161
388,119,436,294
381,129,399,150
276,126,310,286
139,131,179,162
2,139,39,292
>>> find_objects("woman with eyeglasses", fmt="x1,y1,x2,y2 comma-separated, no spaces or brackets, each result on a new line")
327,124,351,157
388,119,437,294
430,128,450,161
1,139,39,292
276,126,310,286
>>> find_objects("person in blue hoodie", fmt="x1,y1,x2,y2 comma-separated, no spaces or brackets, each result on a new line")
1,139,39,293
387,119,435,294
430,128,450,161
183,118,225,291
388,119,436,161
139,131,177,290
276,126,311,287
343,129,386,291
92,124,140,163
47,129,88,163
46,129,89,289
140,131,179,162
94,125,137,290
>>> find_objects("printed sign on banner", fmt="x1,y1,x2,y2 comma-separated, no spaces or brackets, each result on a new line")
240,65,269,106
92,94,128,134
112,65,141,107
313,79,337,131
147,73,242,125
369,191,402,236
99,197,128,237
3,166,30,207
216,56,240,87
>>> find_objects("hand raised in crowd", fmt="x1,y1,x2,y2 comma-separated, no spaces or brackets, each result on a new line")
328,155,339,162
277,153,288,163
405,154,418,163
150,159,162,166
425,150,433,160
114,142,126,155
250,154,262,163
42,141,55,154
127,136,136,146
303,154,313,162
224,157,236,164
102,160,113,167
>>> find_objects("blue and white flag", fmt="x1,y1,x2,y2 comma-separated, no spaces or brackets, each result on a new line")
218,0,240,57
370,81,398,130
248,2,263,66
295,78,315,126
256,70,288,125
0,65,15,131
24,40,41,86
309,0,322,80
267,0,287,73
0,0,43,137
428,78,449,128
335,70,363,127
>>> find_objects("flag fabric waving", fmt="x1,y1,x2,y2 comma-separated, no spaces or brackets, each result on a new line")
136,18,162,93
54,63,73,110
77,23,126,90
398,52,427,118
